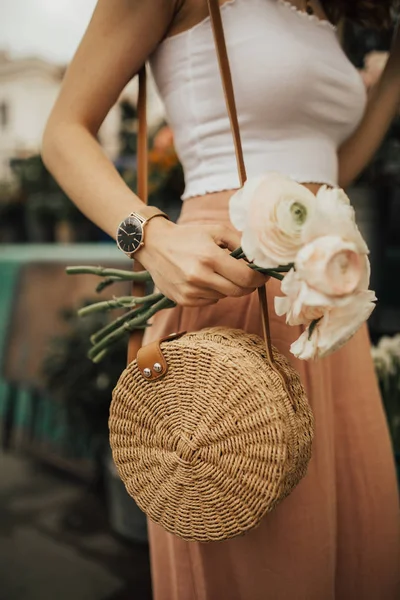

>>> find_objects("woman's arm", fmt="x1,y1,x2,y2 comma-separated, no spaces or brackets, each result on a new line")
338,25,400,189
42,0,267,306
42,0,178,235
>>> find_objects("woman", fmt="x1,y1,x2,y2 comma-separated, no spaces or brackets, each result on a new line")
42,1,400,598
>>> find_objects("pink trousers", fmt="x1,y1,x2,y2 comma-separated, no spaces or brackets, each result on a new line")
142,195,400,600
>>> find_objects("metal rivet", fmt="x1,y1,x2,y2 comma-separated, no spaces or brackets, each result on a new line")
143,368,152,378
153,363,162,373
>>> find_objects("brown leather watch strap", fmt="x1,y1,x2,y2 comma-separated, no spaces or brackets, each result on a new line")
133,205,169,222
142,212,169,227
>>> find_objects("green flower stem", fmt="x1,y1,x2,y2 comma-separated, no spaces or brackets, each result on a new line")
78,292,164,317
91,349,109,364
66,266,153,282
68,249,298,362
247,263,294,274
307,318,322,340
90,326,149,364
273,264,294,272
247,264,284,280
95,277,124,293
230,246,244,259
90,305,149,344
88,296,175,360
267,271,284,281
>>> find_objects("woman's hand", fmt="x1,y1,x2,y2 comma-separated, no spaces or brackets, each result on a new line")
135,217,269,307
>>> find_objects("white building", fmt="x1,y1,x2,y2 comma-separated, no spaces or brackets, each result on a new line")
0,50,165,180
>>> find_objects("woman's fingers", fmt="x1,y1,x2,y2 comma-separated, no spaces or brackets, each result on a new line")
207,223,269,288
144,222,270,308
209,224,242,251
213,249,269,289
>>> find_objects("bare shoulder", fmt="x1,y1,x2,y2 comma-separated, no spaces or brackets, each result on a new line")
76,0,181,66
168,0,232,37
45,0,182,134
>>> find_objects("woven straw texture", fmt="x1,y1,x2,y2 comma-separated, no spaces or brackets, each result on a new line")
109,327,314,542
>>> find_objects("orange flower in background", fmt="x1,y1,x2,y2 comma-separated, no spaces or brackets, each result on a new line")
153,125,174,151
149,125,178,171
147,125,181,195
148,146,178,171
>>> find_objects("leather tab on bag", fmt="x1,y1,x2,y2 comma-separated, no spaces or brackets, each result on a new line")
137,331,186,381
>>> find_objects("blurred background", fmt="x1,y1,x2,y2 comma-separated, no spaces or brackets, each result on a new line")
0,2,400,600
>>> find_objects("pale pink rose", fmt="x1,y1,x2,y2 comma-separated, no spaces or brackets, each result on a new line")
229,172,317,269
291,290,377,360
275,252,370,328
295,236,364,297
303,186,369,254
275,250,374,358
275,269,326,326
290,332,319,361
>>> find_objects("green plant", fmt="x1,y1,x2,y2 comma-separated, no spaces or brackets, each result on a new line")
41,304,127,447
11,155,86,222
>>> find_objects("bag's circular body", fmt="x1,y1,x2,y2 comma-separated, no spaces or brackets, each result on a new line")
109,327,314,542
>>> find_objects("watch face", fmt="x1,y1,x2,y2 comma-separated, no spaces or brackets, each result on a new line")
117,215,143,255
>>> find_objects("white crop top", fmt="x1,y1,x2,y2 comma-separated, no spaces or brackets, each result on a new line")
149,0,367,200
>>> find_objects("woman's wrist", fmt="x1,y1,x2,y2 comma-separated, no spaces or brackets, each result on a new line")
134,216,176,268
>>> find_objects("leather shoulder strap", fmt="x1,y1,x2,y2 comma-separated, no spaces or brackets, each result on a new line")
207,0,274,364
129,0,273,366
137,66,148,204
127,65,148,365
135,2,246,198
207,0,246,187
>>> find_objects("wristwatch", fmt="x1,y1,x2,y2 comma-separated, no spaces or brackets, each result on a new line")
116,207,169,258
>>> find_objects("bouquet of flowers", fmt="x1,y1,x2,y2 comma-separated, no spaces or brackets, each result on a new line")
67,172,376,363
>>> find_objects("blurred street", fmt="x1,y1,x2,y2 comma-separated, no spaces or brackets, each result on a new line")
0,453,152,600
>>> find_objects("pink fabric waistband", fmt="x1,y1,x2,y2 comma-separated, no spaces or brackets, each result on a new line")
177,195,233,225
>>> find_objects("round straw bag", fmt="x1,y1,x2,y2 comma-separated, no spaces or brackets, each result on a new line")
109,0,314,543
109,325,314,542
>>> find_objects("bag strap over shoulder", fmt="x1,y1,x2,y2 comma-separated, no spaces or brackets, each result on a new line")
206,0,274,363
206,0,246,187
129,0,274,365
127,66,148,365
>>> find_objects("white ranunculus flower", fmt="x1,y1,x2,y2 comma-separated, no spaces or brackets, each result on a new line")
291,290,377,360
378,335,400,361
371,345,395,378
303,186,369,254
276,246,375,360
274,269,327,326
228,176,265,232
229,172,317,269
295,236,365,297
290,332,320,361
